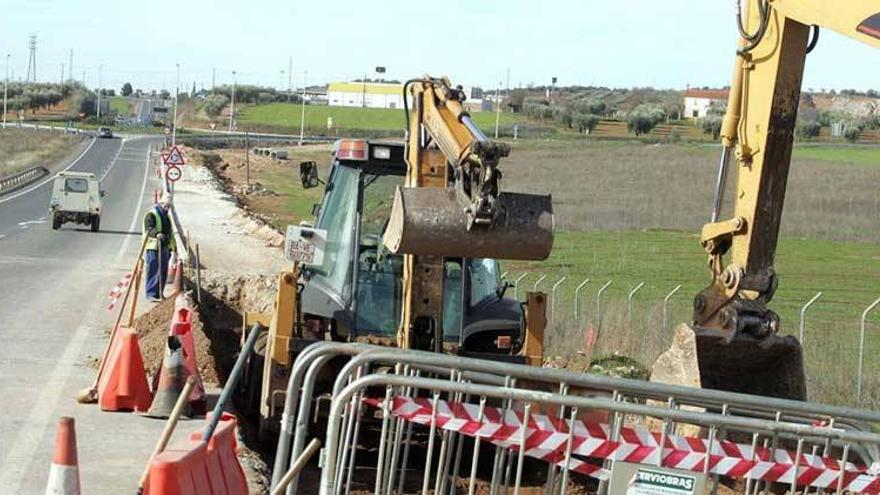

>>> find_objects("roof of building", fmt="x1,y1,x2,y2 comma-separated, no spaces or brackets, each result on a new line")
327,81,403,96
684,89,729,100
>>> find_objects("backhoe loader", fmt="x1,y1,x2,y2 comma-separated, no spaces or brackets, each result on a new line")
238,78,554,434
653,0,880,400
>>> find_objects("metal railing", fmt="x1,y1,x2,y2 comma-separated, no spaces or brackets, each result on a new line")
273,342,880,495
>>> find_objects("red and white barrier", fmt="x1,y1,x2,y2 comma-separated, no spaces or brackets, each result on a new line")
106,272,133,312
365,397,880,493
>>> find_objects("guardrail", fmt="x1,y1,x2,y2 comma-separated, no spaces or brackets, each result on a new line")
0,166,48,194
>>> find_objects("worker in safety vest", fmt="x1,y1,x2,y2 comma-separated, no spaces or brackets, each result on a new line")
143,196,176,301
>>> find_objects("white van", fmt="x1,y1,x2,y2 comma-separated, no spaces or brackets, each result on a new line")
49,172,104,231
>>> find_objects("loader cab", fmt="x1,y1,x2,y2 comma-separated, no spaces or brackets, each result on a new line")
299,139,524,357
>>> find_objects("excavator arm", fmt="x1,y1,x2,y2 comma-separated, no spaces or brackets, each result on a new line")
689,0,880,399
386,77,554,351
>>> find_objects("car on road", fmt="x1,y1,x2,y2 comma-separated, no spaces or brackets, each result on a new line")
49,172,104,232
98,126,113,138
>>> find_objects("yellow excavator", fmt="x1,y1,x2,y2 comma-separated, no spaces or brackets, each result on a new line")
240,77,554,435
384,77,554,353
655,0,880,399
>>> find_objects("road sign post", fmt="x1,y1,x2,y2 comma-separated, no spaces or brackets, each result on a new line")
165,165,182,182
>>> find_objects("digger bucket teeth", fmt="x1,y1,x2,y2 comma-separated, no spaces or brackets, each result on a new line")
383,186,554,261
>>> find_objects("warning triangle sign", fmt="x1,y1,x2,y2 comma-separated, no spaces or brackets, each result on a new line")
163,146,186,166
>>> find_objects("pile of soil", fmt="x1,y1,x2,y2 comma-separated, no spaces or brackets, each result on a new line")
134,294,224,386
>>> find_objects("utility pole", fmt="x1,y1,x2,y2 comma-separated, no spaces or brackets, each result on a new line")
229,70,236,132
26,34,36,82
245,131,250,186
68,49,73,83
3,54,9,128
211,67,215,91
60,64,64,88
362,75,367,108
494,82,501,139
299,70,307,145
172,63,179,146
97,64,104,118
287,56,292,103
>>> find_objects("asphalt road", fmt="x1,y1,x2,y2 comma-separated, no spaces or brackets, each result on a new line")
0,134,173,493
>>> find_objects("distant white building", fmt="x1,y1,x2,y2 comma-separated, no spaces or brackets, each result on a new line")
684,88,728,119
327,81,403,109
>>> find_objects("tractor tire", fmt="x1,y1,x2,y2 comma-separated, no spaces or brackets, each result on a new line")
90,215,100,232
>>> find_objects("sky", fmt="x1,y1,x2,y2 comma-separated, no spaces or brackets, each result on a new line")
1,0,878,93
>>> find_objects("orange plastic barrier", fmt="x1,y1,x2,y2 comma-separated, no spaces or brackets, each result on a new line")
145,414,247,495
97,327,152,412
171,296,206,414
146,440,211,495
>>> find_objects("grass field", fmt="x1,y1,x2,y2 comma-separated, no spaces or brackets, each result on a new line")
238,103,525,132
793,145,880,167
109,97,135,117
187,138,880,407
0,128,84,177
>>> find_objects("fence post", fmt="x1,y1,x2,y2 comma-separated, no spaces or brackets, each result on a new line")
857,296,880,404
513,273,528,301
662,285,682,332
573,278,591,321
798,291,822,344
550,276,567,326
596,280,613,336
533,274,548,292
627,282,645,326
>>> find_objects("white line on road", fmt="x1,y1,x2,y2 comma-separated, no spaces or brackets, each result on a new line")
17,220,46,227
0,138,155,491
114,141,152,263
98,138,128,182
0,138,97,205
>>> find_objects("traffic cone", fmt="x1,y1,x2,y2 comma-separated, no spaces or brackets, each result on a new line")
97,327,153,412
145,336,191,419
45,417,80,495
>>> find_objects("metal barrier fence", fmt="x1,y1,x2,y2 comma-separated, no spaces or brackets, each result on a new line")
272,342,880,495
0,165,47,193
500,272,880,408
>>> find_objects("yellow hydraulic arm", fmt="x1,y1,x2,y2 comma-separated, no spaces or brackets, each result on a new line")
692,0,880,397
391,77,553,351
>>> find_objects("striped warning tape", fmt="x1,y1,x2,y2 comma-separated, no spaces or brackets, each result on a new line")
106,272,133,311
365,397,880,493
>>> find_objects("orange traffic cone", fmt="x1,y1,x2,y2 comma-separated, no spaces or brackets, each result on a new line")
97,327,153,412
45,417,80,495
145,336,191,419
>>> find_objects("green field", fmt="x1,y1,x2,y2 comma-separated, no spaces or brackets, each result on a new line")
503,229,880,407
238,103,525,132
108,97,135,117
793,145,880,167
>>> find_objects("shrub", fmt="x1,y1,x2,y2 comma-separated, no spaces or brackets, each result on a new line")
203,94,229,117
573,113,600,134
699,115,723,140
796,120,821,140
844,125,861,143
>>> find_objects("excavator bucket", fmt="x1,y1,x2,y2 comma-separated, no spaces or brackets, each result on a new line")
652,323,807,401
383,186,554,261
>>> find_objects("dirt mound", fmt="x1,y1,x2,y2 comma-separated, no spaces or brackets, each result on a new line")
199,271,277,314
134,294,223,386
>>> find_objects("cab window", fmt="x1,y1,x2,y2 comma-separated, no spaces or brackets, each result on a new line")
310,166,358,301
469,258,500,306
65,178,89,193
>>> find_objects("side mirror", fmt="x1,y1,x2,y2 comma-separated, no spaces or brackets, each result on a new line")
496,281,513,299
100,190,105,197
299,161,319,189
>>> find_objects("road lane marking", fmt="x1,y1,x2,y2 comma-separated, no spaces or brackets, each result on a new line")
0,138,98,205
17,220,46,227
0,139,154,491
98,138,127,182
115,141,153,263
